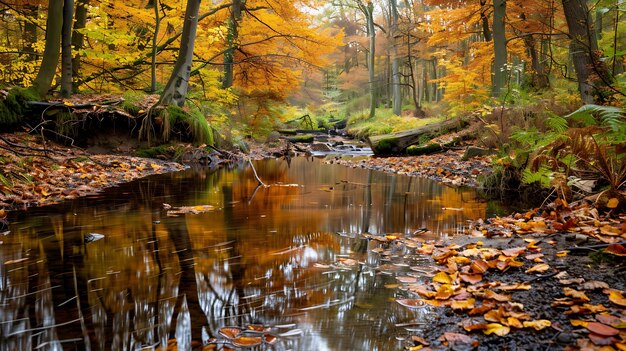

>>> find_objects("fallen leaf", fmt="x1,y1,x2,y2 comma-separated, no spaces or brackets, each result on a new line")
483,323,510,336
585,322,620,336
525,263,550,274
483,290,511,302
607,198,619,209
442,332,477,347
607,290,626,307
582,281,610,290
433,271,452,284
436,284,454,300
232,336,263,347
564,287,590,302
218,327,241,339
470,259,489,274
587,332,618,346
460,273,483,284
396,299,425,308
523,320,552,331
605,244,626,256
450,298,475,310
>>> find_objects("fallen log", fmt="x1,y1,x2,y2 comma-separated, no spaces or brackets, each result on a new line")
367,118,464,155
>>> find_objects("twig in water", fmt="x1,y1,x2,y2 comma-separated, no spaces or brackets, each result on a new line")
248,159,268,187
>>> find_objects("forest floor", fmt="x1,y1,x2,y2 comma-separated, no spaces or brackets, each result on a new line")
1,130,625,350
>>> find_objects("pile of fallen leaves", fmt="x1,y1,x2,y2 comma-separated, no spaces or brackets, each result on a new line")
0,132,184,212
364,199,625,350
328,149,492,187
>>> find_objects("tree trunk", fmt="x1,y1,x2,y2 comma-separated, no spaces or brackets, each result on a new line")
60,0,74,97
71,0,88,90
23,5,38,61
390,0,402,115
479,0,492,41
358,1,377,118
223,0,244,89
159,0,201,107
492,0,507,96
524,34,549,89
32,0,64,97
149,0,161,92
561,0,612,104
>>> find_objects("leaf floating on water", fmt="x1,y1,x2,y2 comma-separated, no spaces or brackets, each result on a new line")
218,327,242,340
232,336,262,347
167,204,215,216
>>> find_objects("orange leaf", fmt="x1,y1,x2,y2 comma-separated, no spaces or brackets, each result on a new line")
460,273,483,284
525,263,550,274
607,198,619,209
483,290,511,302
585,322,620,336
470,259,489,274
605,244,626,256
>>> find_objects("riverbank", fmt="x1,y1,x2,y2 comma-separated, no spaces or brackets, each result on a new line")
0,132,185,216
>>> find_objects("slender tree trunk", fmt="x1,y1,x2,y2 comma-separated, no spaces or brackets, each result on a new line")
479,0,492,41
223,0,244,89
390,0,402,115
149,0,161,92
32,0,64,97
60,0,74,97
71,0,88,90
561,0,612,104
159,0,201,107
523,34,549,89
23,5,38,61
358,1,376,118
492,0,507,96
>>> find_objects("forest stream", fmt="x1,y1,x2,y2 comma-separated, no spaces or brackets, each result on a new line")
0,157,506,351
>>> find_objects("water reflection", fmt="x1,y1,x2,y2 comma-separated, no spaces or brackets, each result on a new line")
2,157,494,350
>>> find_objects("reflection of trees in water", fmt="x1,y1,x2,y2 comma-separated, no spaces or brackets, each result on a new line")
1,158,489,350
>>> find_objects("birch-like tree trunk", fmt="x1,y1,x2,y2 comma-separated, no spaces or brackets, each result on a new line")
389,0,402,115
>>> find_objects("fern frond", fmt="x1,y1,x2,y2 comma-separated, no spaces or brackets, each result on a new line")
565,104,625,131
545,114,568,133
522,166,552,188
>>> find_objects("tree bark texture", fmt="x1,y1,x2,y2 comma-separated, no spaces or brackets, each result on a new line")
561,0,612,104
71,0,88,89
32,0,64,97
390,0,402,115
159,0,202,107
358,1,377,119
492,0,507,96
223,0,245,89
60,0,74,97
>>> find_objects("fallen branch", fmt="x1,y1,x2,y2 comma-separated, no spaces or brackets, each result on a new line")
248,159,268,188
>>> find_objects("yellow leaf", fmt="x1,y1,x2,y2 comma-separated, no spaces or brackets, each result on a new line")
607,198,619,209
607,290,626,307
433,271,452,284
483,323,510,336
435,284,454,300
451,298,475,310
523,320,552,331
571,319,588,327
556,250,569,257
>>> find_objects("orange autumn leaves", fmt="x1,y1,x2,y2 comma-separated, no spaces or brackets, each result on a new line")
396,239,626,348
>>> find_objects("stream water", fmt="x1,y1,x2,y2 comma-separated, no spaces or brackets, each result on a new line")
1,157,503,351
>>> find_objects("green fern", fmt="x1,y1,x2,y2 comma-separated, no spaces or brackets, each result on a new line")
522,166,552,188
565,104,625,132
